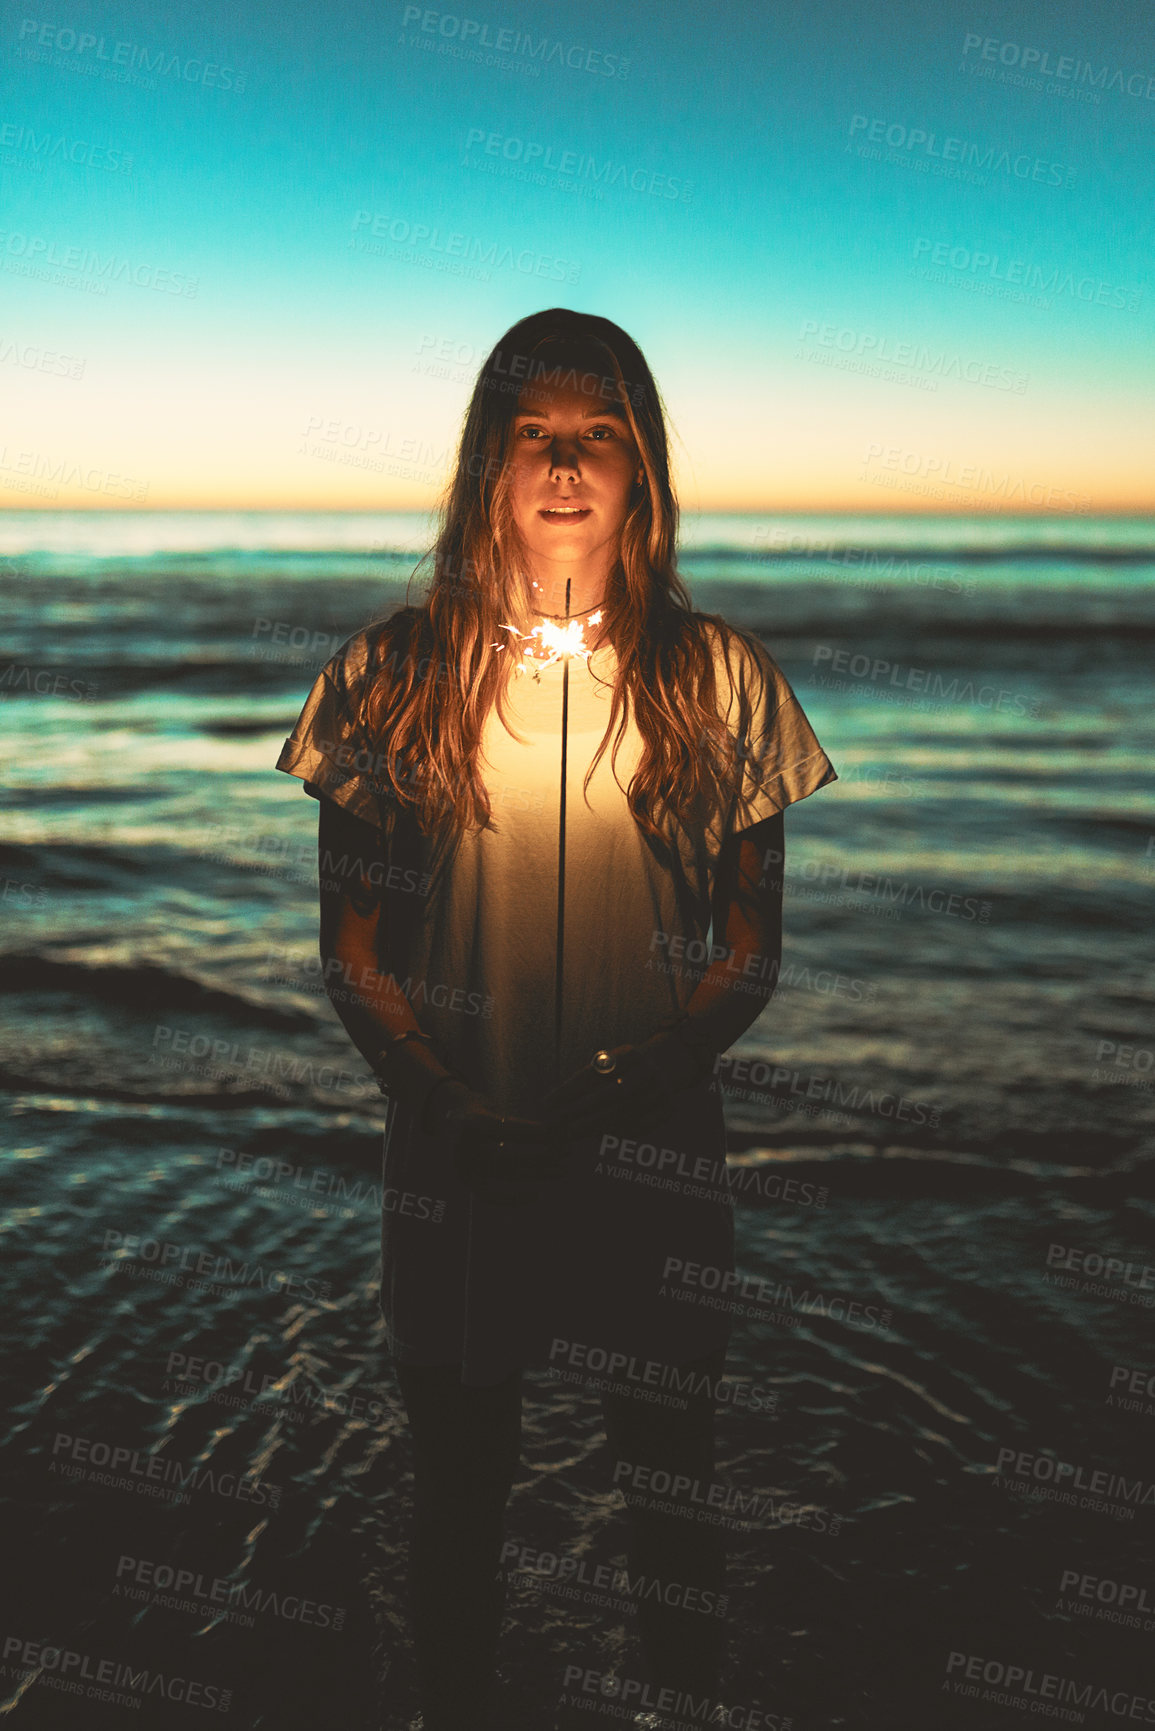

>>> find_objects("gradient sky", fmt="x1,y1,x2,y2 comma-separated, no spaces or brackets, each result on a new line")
3,0,1153,512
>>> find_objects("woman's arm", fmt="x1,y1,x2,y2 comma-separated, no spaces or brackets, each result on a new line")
672,809,785,1056
539,811,786,1133
316,795,457,1120
316,795,558,1185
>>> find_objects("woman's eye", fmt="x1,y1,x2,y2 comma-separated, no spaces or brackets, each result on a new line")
518,425,614,440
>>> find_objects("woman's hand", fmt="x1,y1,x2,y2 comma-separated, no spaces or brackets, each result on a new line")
538,1027,715,1142
425,1078,568,1207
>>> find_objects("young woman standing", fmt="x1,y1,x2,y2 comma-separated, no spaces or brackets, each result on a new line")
276,308,837,1730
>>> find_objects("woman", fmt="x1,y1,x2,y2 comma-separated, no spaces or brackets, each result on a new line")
275,309,837,1731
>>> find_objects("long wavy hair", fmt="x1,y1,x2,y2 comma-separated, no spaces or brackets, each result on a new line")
361,308,757,851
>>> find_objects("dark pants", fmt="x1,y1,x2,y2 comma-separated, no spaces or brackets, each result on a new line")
394,1349,728,1730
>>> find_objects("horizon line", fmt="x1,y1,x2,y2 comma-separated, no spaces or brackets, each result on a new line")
2,505,1154,519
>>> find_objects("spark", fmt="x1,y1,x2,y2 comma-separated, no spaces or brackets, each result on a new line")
494,611,603,681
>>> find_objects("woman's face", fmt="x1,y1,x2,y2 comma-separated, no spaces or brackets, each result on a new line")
507,373,643,581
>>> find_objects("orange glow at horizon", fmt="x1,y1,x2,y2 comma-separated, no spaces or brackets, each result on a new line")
2,362,1152,516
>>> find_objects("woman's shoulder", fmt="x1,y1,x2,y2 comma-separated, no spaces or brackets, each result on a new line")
692,613,785,707
325,604,428,691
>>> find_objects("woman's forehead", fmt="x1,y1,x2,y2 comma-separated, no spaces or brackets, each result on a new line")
514,377,630,420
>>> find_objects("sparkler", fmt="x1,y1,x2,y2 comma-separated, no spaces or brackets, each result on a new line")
495,608,602,681
493,589,603,1085
554,580,571,1090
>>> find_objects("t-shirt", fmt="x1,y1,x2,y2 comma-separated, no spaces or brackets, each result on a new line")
276,608,837,1384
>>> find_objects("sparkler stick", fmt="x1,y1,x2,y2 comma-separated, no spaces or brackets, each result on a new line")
490,593,603,1088
554,578,571,1088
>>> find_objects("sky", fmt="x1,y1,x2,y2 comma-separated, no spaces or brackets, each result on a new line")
2,0,1153,513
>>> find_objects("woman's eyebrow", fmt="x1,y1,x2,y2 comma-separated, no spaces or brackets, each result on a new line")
512,402,628,421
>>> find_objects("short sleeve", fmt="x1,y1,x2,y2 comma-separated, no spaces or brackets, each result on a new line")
274,626,392,831
712,625,837,832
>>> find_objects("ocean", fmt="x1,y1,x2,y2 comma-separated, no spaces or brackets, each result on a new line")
1,511,1152,1729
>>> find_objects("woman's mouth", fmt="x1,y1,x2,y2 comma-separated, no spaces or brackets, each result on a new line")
539,506,591,523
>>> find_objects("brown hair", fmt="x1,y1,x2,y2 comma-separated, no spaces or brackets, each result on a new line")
362,307,756,848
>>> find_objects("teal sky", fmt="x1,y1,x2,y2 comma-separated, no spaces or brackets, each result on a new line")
3,0,1153,510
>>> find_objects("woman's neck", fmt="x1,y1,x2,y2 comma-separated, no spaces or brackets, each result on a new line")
530,598,601,618
526,566,610,620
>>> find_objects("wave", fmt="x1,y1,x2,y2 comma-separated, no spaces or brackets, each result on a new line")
3,508,1154,566
723,1142,1155,1197
0,948,315,1030
683,542,1155,566
740,614,1155,640
8,596,1155,668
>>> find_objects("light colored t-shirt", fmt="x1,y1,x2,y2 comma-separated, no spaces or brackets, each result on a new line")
276,608,837,1384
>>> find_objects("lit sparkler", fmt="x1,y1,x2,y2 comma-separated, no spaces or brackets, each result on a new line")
495,609,603,680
